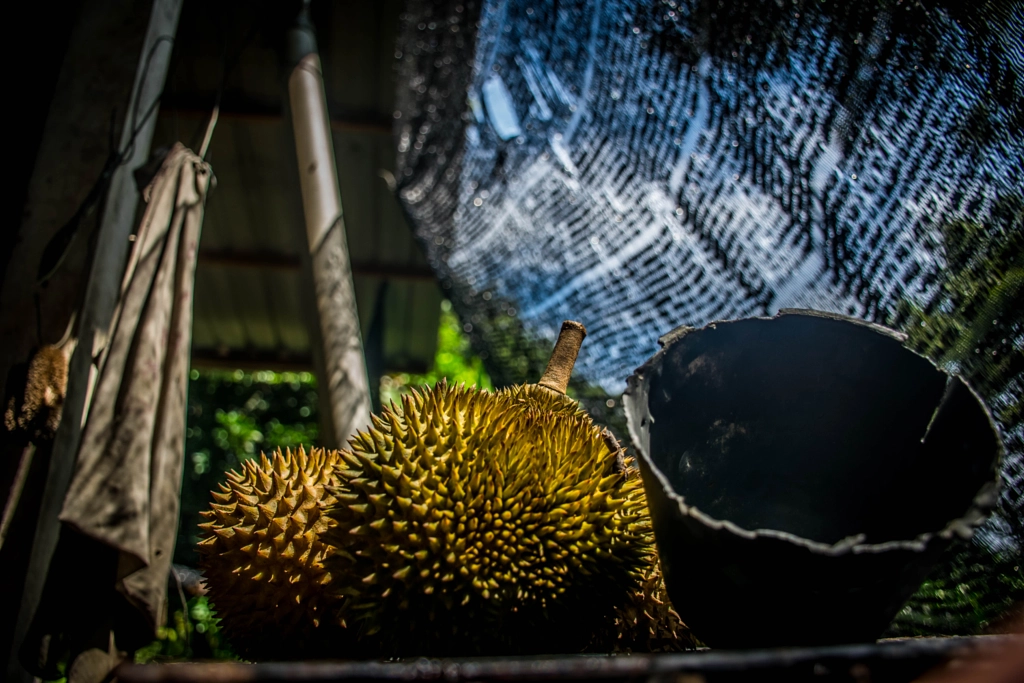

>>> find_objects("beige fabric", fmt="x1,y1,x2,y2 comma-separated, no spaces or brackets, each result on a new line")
59,143,212,631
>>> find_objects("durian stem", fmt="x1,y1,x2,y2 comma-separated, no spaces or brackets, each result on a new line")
538,321,587,394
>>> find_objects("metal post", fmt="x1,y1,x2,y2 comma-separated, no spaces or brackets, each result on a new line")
286,2,372,448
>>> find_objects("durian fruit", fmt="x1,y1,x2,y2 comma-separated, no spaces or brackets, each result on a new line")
589,554,697,652
322,321,655,656
500,320,590,417
197,446,346,659
196,321,690,658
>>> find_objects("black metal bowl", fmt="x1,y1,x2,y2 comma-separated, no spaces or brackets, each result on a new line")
623,310,1003,648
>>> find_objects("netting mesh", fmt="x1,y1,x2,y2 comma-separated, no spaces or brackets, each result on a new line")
393,0,1023,635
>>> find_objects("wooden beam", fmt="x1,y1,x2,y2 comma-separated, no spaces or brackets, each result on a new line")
350,263,436,281
190,347,313,372
159,93,392,135
196,249,436,281
198,249,300,270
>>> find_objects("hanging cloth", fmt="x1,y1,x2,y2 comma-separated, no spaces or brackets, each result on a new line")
61,141,212,628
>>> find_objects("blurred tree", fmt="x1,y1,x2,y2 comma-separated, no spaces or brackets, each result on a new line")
898,194,1022,379
175,369,320,568
890,539,1024,636
888,194,1023,635
449,289,629,440
379,299,493,406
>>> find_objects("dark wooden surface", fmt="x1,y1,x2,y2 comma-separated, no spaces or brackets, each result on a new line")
117,635,1023,682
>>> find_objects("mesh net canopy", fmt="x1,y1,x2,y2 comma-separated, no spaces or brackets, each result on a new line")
392,0,1023,636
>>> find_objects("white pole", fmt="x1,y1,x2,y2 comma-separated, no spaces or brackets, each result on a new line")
286,3,372,448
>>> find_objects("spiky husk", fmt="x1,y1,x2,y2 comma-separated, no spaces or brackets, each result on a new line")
322,381,653,656
500,382,587,417
589,555,697,652
197,446,344,659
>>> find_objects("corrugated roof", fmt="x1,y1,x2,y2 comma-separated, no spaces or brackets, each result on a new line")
151,0,440,374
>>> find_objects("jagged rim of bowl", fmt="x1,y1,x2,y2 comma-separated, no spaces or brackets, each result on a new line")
623,308,1005,557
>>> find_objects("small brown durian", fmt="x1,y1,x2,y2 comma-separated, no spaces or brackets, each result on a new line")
197,446,343,659
4,344,69,440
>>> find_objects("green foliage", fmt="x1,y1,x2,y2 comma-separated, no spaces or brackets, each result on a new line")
889,542,1024,636
134,596,238,663
379,300,493,405
445,289,628,438
894,196,1022,508
897,195,1023,379
888,194,1024,635
176,369,320,567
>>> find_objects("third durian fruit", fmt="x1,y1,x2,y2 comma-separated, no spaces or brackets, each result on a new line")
322,321,654,656
197,446,344,659
591,555,697,652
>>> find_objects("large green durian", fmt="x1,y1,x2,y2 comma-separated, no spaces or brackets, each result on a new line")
321,321,654,655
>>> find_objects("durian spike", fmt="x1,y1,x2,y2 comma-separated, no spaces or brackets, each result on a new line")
537,320,587,394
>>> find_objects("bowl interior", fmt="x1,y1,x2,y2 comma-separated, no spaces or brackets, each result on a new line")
644,314,999,545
